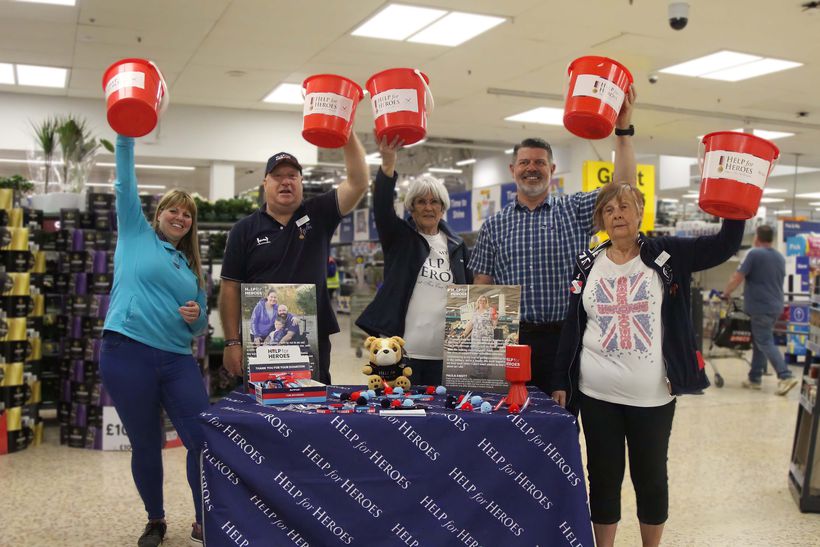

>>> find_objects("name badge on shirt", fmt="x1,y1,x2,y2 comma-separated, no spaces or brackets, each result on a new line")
296,215,310,227
296,215,311,239
654,251,671,267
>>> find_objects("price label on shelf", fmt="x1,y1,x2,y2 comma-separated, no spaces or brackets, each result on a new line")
102,406,131,451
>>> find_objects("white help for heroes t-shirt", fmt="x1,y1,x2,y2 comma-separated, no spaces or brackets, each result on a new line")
579,252,674,407
403,233,452,359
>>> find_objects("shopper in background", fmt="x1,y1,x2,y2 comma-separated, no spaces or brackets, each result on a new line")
551,183,745,547
723,224,798,395
220,134,368,384
469,86,637,395
356,135,471,386
249,289,279,344
99,135,209,546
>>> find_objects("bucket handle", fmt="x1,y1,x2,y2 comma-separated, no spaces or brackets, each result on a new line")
147,61,170,116
414,69,434,113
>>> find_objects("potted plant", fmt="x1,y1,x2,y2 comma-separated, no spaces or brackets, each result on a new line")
30,117,60,193
56,115,114,192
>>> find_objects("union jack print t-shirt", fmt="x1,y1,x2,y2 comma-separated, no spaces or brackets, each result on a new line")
579,252,674,407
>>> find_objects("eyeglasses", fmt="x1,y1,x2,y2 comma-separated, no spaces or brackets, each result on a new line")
269,173,300,182
414,198,443,208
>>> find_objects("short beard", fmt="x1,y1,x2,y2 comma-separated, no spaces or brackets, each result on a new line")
515,179,549,198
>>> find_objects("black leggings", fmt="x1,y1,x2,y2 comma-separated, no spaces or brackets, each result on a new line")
580,394,676,526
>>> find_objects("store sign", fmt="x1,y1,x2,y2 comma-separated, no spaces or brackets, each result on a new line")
582,161,656,244
500,182,517,208
471,185,501,232
446,191,471,233
339,215,354,243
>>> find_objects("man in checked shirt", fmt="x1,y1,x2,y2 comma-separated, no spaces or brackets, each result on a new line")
469,86,637,394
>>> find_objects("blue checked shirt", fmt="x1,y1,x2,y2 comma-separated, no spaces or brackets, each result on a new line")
468,190,599,323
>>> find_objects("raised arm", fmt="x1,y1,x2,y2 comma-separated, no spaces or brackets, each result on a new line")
114,135,151,237
372,136,405,249
612,85,637,187
337,132,369,216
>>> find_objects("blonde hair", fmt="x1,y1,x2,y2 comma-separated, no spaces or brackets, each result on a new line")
592,183,645,233
152,189,205,288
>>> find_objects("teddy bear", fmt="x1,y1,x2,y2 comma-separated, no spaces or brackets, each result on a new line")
362,335,412,391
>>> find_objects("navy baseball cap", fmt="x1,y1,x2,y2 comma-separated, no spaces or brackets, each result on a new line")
265,152,302,175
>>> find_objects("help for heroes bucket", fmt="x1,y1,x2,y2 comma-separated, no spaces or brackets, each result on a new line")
698,131,780,220
301,74,364,149
102,58,168,137
365,68,433,146
563,56,633,140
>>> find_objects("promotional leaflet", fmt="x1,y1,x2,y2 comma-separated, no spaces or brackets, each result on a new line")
443,285,521,393
240,284,319,392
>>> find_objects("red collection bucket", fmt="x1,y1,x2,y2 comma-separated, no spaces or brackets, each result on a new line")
563,56,633,140
365,68,433,146
301,74,364,148
102,58,168,137
698,131,780,220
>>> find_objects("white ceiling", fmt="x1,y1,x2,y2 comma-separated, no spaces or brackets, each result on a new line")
1,0,820,202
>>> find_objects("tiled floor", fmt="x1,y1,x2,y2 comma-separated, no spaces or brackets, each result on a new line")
1,316,818,546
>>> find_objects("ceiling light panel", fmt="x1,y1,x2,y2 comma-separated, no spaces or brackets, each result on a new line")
351,4,446,41
660,51,760,77
704,58,802,82
262,83,304,104
407,12,505,46
504,107,564,125
0,63,15,84
16,64,67,88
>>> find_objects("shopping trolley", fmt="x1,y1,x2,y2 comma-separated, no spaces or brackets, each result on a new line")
702,292,752,388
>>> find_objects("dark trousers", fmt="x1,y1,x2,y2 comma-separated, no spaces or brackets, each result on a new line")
519,322,563,394
406,357,443,386
580,394,676,525
318,335,331,385
99,331,209,523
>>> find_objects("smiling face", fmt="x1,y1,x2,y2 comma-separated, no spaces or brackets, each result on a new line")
510,147,555,200
266,291,278,306
264,163,303,215
476,295,489,309
277,304,289,318
157,204,193,245
410,191,444,234
601,196,642,242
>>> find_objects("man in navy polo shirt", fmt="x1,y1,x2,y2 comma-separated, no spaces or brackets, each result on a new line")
469,87,637,395
219,133,368,384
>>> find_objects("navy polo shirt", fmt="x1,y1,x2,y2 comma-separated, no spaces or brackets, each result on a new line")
221,190,342,336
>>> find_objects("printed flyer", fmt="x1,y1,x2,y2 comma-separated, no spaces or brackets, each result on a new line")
443,285,521,393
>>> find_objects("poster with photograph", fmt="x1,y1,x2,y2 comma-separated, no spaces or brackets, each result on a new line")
241,284,319,390
443,285,521,393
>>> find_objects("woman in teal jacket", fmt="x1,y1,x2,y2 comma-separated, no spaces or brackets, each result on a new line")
99,135,209,546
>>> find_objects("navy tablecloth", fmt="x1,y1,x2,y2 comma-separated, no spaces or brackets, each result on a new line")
200,388,593,547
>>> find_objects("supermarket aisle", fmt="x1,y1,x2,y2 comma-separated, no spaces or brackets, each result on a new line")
1,315,817,546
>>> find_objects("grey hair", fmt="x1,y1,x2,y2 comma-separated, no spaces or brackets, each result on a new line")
403,175,450,212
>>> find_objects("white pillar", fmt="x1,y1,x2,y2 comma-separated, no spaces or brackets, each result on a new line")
209,162,235,200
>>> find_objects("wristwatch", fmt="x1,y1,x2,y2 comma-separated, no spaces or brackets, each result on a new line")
614,124,634,136
224,339,242,347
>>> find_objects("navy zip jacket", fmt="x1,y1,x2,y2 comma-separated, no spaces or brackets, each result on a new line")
356,168,472,337
551,219,745,414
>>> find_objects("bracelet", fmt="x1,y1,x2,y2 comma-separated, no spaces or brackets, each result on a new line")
224,339,242,347
614,124,634,136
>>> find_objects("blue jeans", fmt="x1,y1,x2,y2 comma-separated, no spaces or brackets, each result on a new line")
749,314,792,383
99,331,209,523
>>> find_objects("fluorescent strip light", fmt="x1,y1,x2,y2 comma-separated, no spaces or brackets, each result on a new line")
262,83,304,104
774,210,792,215
86,182,167,190
0,63,14,85
796,192,820,199
505,148,514,154
428,167,463,174
683,195,700,199
660,51,760,77
15,64,67,88
759,198,785,203
0,158,64,165
96,162,195,171
660,198,679,203
504,107,564,125
771,165,820,177
705,58,802,82
762,188,788,195
407,12,505,46
351,4,446,41
753,129,795,140
15,0,76,5
365,153,382,166
404,139,426,148
456,159,477,166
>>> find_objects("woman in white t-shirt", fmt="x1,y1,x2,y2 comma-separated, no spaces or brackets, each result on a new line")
356,137,472,385
551,183,744,547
